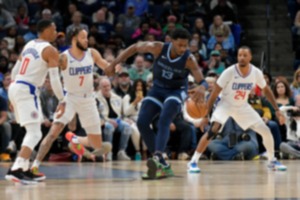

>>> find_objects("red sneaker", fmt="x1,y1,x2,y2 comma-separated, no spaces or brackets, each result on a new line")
65,132,85,156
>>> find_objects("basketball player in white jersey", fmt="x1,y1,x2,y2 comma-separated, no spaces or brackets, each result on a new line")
5,20,65,184
188,46,287,173
30,27,112,179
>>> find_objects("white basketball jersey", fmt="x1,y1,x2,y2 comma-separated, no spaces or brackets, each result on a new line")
217,64,266,107
61,48,94,94
15,40,51,87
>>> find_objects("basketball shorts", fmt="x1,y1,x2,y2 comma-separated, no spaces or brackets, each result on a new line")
54,93,101,134
210,100,262,130
8,81,43,126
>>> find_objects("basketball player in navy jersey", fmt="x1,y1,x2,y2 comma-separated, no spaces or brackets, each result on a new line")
108,28,207,179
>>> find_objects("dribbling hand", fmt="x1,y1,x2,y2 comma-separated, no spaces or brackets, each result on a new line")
188,85,205,104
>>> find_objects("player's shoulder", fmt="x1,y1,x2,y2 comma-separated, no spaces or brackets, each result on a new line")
250,64,263,74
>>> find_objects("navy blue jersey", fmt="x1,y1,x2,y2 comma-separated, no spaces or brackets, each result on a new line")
153,43,190,90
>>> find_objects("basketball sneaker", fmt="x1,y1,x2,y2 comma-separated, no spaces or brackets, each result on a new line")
267,158,287,171
5,168,37,184
30,167,46,181
65,132,85,156
142,157,174,180
187,162,201,173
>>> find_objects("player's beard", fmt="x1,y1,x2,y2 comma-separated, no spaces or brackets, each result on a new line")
76,41,87,51
239,62,247,67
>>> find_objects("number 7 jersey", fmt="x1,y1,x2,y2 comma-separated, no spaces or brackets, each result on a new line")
216,64,266,106
61,48,94,95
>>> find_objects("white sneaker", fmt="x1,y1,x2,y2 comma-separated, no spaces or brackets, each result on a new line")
117,150,131,161
187,161,201,173
267,158,287,171
7,141,16,153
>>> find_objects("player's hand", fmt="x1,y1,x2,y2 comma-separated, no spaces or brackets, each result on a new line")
104,64,116,76
275,110,285,125
169,123,176,131
55,101,66,119
188,85,205,104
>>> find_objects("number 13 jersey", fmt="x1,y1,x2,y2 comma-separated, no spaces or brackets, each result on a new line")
61,48,94,95
217,64,266,106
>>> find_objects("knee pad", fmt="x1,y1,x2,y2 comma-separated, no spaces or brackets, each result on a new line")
22,123,42,150
207,122,221,140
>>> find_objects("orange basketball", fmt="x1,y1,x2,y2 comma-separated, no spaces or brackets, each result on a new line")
185,98,207,119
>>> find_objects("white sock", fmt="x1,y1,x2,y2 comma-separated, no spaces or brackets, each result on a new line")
191,152,202,163
32,159,41,169
71,135,79,144
11,157,28,171
268,153,274,162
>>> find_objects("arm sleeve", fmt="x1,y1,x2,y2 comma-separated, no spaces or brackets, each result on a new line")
48,67,64,101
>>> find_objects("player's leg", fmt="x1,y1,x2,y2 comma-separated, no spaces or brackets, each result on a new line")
250,120,287,171
137,97,162,153
235,105,286,171
73,98,112,157
31,122,65,172
188,102,229,173
131,123,142,160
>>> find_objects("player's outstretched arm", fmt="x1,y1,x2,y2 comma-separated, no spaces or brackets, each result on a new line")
186,54,206,103
106,41,163,76
90,48,110,74
262,85,285,125
43,46,65,118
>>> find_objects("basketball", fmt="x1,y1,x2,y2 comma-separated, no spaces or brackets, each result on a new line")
185,98,207,119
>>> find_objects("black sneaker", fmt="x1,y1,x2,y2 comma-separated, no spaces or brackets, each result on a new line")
5,168,38,184
24,169,46,181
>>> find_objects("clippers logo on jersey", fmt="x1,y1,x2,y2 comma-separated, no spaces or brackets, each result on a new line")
232,83,253,100
69,65,92,76
22,48,39,59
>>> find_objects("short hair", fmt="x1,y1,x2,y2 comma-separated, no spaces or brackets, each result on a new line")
67,27,85,41
238,46,252,54
170,28,190,40
36,19,53,33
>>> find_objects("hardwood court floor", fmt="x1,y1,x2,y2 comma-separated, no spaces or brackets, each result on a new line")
0,160,299,200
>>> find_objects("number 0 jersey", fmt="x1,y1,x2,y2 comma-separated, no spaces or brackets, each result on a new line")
15,40,51,87
216,64,266,107
61,48,94,95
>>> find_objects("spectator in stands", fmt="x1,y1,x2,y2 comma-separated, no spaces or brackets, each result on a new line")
132,21,162,41
55,32,68,52
118,3,141,41
191,33,207,60
125,0,148,17
0,56,9,82
192,17,209,44
291,69,300,101
162,0,188,26
0,95,11,161
209,15,231,38
210,0,237,22
114,68,132,98
144,53,154,71
162,15,183,34
14,5,29,31
292,10,300,36
2,0,27,17
128,54,150,81
66,11,89,36
40,76,58,134
97,78,132,160
0,3,16,37
207,30,235,54
3,26,17,50
273,80,295,141
122,79,148,160
207,117,258,160
23,18,37,42
0,72,10,101
186,0,209,22
94,9,114,43
279,94,300,158
207,50,225,75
